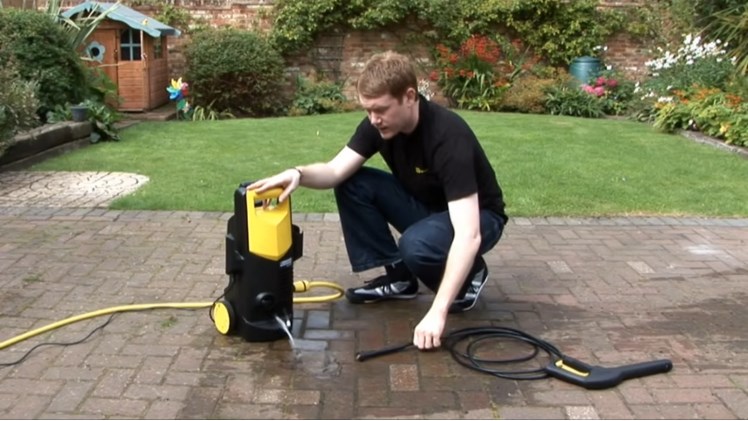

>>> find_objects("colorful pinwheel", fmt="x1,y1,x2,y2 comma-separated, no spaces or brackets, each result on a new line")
167,78,191,119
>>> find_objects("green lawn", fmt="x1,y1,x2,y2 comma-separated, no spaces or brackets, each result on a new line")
32,111,748,217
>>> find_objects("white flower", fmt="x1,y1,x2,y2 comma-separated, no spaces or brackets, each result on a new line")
645,33,735,72
417,79,434,100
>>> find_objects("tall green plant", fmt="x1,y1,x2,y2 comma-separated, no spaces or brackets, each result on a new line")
703,4,748,75
693,0,745,28
432,35,507,110
47,0,118,50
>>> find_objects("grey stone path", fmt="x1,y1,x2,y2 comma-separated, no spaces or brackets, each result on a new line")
0,172,747,419
0,171,149,208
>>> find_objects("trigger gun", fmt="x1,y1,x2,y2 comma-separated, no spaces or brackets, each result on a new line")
545,356,673,390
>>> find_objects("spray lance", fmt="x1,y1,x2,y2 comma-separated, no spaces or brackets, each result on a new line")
356,326,672,390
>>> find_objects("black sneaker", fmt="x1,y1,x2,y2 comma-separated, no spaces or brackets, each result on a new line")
345,275,418,304
449,258,489,314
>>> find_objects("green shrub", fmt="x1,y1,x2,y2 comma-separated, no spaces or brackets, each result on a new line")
652,101,693,133
185,28,288,117
289,76,349,116
82,99,122,143
499,75,555,114
85,66,121,107
0,61,40,150
689,92,738,138
724,104,748,146
0,8,88,120
651,87,748,147
544,81,605,118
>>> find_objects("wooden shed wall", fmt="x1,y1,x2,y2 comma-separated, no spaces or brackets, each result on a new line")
148,58,170,109
117,61,147,111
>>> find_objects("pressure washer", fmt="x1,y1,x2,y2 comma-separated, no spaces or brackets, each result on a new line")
210,182,349,342
212,183,303,341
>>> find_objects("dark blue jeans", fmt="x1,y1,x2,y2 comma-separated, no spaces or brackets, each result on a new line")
334,167,505,292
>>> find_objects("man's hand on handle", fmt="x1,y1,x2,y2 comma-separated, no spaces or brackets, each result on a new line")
246,168,302,203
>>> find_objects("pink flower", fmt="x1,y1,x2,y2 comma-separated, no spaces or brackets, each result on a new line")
593,86,605,97
582,84,596,94
606,79,618,88
596,76,606,87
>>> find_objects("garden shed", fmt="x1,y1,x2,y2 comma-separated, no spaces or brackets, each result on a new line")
62,1,181,112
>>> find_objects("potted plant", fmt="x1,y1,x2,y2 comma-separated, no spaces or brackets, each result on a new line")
70,103,88,122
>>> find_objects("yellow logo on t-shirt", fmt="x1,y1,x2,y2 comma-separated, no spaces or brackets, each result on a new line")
415,167,429,174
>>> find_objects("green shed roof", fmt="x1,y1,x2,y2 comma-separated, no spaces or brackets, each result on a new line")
62,1,181,38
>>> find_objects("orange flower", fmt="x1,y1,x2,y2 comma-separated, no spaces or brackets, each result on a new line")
726,94,742,108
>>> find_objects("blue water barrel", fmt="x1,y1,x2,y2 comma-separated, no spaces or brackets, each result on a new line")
569,56,602,84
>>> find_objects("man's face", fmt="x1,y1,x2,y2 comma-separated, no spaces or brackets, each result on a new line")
359,89,417,140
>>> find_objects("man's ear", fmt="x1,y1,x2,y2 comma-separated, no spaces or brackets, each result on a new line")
405,87,418,104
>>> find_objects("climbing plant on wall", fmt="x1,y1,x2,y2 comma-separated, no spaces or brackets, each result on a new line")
270,0,660,66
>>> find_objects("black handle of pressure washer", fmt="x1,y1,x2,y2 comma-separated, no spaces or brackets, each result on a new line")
355,342,414,362
546,356,673,390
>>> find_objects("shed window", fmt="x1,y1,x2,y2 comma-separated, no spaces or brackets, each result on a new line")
120,29,142,61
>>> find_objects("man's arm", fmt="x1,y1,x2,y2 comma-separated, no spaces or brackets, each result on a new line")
413,193,482,350
247,146,366,202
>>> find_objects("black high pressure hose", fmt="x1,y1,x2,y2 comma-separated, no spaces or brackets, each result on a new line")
356,325,674,390
356,326,564,381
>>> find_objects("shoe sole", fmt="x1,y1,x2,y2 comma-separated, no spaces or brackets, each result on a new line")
449,274,489,313
345,290,418,304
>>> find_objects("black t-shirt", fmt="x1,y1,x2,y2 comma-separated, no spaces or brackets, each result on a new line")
347,97,507,222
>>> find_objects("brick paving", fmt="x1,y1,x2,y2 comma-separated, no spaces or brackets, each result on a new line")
1,174,748,418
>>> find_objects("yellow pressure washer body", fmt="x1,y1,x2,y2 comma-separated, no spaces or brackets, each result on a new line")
212,184,303,342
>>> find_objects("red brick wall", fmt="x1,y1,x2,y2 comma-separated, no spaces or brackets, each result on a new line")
595,0,652,78
63,0,652,97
